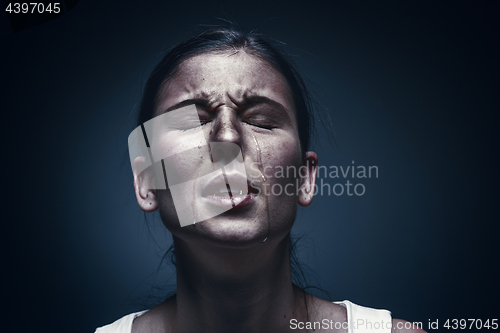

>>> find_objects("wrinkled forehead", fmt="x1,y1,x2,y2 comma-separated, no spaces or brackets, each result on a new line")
154,51,295,114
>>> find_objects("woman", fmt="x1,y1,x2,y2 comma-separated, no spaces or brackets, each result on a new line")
96,27,425,333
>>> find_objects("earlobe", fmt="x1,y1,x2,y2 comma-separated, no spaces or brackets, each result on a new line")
133,156,159,212
297,151,318,207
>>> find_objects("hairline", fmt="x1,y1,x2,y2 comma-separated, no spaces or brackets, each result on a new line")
152,47,296,116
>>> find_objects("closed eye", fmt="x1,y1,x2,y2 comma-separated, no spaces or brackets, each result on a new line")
177,110,212,131
178,120,211,131
244,121,276,130
241,112,278,131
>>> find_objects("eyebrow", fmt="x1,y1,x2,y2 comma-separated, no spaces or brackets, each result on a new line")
241,96,291,116
163,96,292,118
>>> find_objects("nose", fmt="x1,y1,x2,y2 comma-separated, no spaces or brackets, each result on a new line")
211,107,241,143
209,108,243,167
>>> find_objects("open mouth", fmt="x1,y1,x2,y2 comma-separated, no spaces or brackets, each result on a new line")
204,183,249,197
201,173,258,207
209,188,246,197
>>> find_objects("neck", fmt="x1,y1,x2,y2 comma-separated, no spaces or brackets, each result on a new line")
170,234,307,332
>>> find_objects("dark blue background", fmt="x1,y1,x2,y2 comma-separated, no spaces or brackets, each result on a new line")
2,1,499,332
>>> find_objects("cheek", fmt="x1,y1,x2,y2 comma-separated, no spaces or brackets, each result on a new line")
162,146,202,186
262,136,302,223
264,135,303,181
155,136,207,229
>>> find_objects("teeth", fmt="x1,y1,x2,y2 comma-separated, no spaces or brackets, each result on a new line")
212,189,244,196
214,189,230,196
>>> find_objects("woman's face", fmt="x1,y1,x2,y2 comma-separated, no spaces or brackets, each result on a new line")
137,51,317,248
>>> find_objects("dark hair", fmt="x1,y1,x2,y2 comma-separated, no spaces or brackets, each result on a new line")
137,26,315,155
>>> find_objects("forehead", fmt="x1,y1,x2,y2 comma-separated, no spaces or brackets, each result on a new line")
155,51,295,113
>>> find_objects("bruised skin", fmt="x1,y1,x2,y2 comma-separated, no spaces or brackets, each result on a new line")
152,51,311,249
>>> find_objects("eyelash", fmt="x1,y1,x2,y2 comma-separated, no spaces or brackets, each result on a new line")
244,121,275,130
180,122,274,132
179,122,209,132
178,112,276,131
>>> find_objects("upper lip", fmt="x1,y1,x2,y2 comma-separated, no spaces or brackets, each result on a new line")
201,173,258,197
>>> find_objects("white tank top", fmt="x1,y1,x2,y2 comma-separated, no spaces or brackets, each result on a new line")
95,300,392,332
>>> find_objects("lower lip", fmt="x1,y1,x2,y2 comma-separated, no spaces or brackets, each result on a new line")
203,193,255,208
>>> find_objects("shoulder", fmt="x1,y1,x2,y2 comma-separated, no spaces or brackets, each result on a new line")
392,318,427,333
310,296,348,323
95,311,148,333
131,299,175,333
323,298,427,333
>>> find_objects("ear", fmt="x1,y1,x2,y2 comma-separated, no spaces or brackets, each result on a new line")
297,151,318,207
132,156,159,212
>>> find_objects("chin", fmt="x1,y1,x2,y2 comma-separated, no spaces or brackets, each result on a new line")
192,217,270,248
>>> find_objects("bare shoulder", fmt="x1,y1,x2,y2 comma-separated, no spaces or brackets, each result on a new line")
392,318,427,333
303,294,347,332
131,299,175,333
131,307,161,333
308,294,347,323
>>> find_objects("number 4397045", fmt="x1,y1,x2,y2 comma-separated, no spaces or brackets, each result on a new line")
444,319,498,330
6,3,61,14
